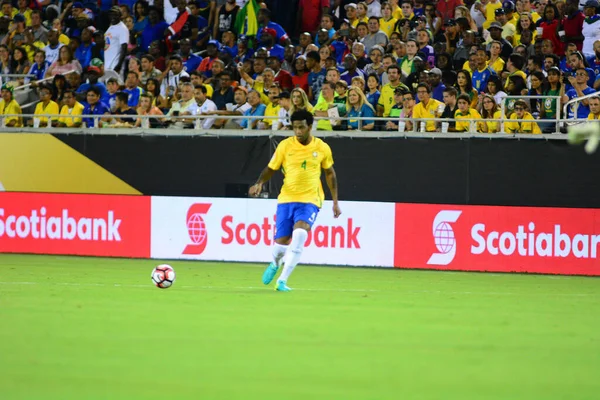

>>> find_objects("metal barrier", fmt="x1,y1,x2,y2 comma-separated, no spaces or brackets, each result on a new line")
562,90,600,123
13,69,78,91
0,112,572,139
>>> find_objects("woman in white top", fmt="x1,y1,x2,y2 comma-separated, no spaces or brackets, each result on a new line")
582,0,600,58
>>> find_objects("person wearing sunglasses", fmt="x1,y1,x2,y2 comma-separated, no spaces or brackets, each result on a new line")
505,99,541,133
562,67,596,119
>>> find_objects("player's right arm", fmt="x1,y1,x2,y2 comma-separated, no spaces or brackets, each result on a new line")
249,166,276,197
249,141,285,197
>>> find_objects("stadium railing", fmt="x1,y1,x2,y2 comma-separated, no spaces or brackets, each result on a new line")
562,91,600,124
0,112,579,139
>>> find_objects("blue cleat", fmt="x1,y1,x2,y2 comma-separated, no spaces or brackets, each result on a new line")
262,262,279,285
275,279,292,292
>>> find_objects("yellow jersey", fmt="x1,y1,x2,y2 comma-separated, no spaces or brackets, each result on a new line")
59,33,70,46
34,100,59,125
312,98,335,131
59,102,84,127
454,108,483,132
263,102,280,127
588,113,600,120
392,7,403,21
505,112,541,134
505,70,527,89
413,98,443,132
268,136,334,207
462,60,473,74
489,57,505,75
483,110,502,132
483,1,502,29
379,17,397,38
0,99,22,127
378,82,408,117
203,84,213,99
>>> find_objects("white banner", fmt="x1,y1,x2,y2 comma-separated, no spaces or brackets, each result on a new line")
151,197,395,267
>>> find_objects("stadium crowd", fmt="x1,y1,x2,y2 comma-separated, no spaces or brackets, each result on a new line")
0,0,599,132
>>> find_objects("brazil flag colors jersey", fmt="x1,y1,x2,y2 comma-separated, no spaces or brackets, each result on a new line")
268,136,334,208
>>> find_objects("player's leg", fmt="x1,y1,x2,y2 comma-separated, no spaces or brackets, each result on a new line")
262,203,293,285
276,204,319,291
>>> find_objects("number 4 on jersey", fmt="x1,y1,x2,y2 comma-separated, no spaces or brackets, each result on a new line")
301,160,307,170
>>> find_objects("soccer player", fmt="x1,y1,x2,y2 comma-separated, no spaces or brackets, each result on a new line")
248,110,341,292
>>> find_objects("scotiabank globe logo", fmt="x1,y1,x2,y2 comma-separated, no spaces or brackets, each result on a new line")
427,210,462,265
183,203,212,255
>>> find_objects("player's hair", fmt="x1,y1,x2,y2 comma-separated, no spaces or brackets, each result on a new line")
194,84,207,94
141,54,155,63
326,67,340,75
126,70,138,79
115,91,129,103
368,16,379,23
290,109,314,126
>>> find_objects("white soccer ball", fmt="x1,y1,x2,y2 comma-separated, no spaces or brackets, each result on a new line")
151,264,176,289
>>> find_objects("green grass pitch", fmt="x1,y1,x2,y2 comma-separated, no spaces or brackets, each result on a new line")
0,254,599,399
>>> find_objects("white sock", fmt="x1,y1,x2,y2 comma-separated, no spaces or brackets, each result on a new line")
272,243,288,267
278,229,308,283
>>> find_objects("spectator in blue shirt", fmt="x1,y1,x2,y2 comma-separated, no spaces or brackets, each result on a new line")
75,27,95,70
140,7,169,52
346,86,375,130
427,68,447,102
562,67,596,119
76,67,108,102
82,87,110,127
240,90,267,129
122,70,143,107
179,38,203,72
27,50,50,83
256,8,290,46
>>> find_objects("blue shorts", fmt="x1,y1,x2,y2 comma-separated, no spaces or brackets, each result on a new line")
275,202,320,239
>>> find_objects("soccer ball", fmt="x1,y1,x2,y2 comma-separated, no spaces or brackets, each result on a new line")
151,264,176,289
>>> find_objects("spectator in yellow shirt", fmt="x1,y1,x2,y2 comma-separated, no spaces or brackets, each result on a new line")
454,94,483,132
588,96,600,120
413,82,444,132
312,81,337,131
479,94,502,133
505,100,541,134
262,84,281,129
57,89,84,127
31,86,59,127
0,84,22,127
0,2,18,20
379,3,397,38
16,0,31,27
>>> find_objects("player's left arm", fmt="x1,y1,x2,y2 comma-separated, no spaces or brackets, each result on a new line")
324,166,341,218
